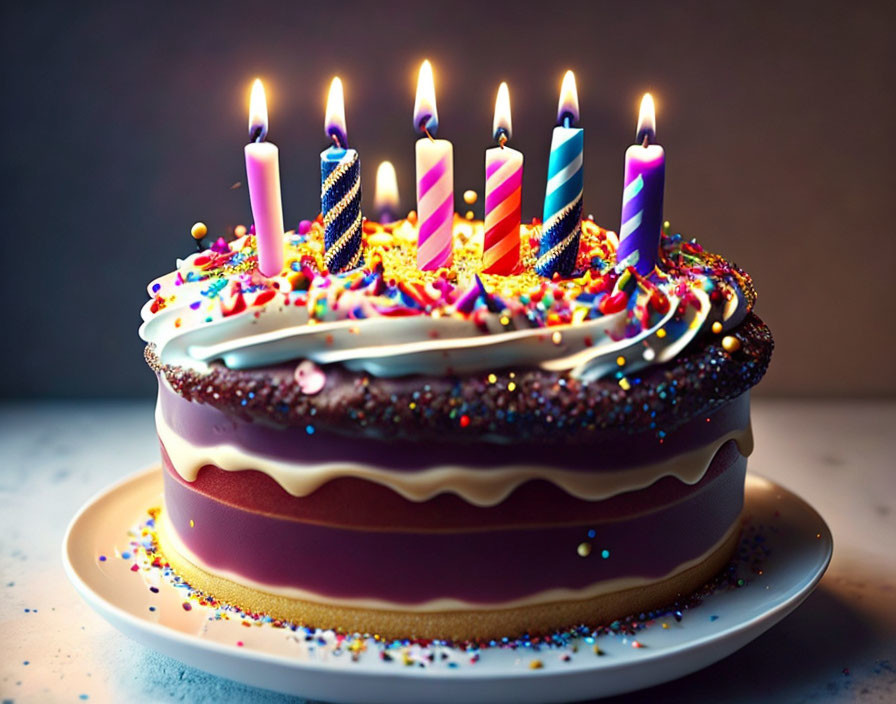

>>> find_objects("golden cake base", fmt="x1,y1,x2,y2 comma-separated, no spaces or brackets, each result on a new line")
157,513,741,642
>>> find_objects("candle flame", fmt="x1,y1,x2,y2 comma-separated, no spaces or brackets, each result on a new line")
636,93,656,144
492,82,512,142
248,78,269,142
374,161,400,219
413,60,439,136
325,76,349,148
557,70,579,126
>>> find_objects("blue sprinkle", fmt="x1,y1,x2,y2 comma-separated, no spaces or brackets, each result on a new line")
305,425,315,435
710,615,719,622
587,529,596,539
80,696,89,701
152,283,161,293
98,556,106,562
149,606,156,612
121,552,131,560
189,301,201,310
601,549,610,559
23,660,29,665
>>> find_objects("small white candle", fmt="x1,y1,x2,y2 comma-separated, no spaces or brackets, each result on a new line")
244,79,284,277
374,161,400,223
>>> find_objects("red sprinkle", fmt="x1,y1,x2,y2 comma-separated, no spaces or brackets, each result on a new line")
252,289,277,307
599,291,629,315
459,415,471,428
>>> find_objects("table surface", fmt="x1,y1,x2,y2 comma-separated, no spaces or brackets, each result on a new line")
1,398,894,704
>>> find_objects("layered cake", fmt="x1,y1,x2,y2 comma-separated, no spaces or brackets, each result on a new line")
140,215,772,641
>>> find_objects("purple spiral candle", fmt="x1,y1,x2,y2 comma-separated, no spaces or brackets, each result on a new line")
617,93,665,275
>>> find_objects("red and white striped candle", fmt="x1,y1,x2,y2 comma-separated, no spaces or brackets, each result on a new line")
483,82,523,275
413,60,454,271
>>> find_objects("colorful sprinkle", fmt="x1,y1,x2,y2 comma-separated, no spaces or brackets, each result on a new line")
577,542,592,558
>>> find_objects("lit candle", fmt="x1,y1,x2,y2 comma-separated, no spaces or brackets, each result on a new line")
413,60,454,271
536,70,584,278
618,93,665,275
373,160,400,223
321,77,363,273
482,82,523,275
244,79,284,277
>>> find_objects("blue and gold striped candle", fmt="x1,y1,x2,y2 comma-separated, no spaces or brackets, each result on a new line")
536,70,584,278
321,77,363,273
618,93,665,275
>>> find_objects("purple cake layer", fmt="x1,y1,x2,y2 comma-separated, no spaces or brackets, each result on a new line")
159,382,750,471
163,448,746,605
161,439,743,530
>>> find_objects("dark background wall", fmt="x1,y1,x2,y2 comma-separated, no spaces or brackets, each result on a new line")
1,0,894,398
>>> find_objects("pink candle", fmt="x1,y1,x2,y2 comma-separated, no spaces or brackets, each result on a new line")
413,61,454,271
483,82,523,275
244,79,284,277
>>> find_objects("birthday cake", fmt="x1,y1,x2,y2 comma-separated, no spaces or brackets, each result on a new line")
139,212,772,641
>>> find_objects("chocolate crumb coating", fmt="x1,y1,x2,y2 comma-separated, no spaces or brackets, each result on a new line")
146,312,772,444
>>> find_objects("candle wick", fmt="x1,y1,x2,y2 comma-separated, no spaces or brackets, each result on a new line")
331,133,343,149
422,124,435,142
642,134,649,148
251,126,265,143
563,115,572,129
498,133,508,149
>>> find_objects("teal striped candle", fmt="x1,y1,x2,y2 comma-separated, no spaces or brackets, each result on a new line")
536,71,584,278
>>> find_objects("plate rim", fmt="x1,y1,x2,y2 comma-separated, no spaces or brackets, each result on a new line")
62,466,833,683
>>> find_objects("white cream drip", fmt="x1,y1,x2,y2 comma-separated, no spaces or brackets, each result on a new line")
156,399,752,507
159,510,742,613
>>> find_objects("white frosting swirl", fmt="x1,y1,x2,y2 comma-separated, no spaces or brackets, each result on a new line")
139,221,747,380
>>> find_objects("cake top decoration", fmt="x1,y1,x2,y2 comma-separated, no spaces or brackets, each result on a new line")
140,215,754,384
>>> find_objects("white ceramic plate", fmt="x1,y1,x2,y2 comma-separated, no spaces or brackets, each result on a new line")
63,468,831,703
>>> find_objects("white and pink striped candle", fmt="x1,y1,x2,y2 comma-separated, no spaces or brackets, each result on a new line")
483,82,523,275
413,60,454,271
